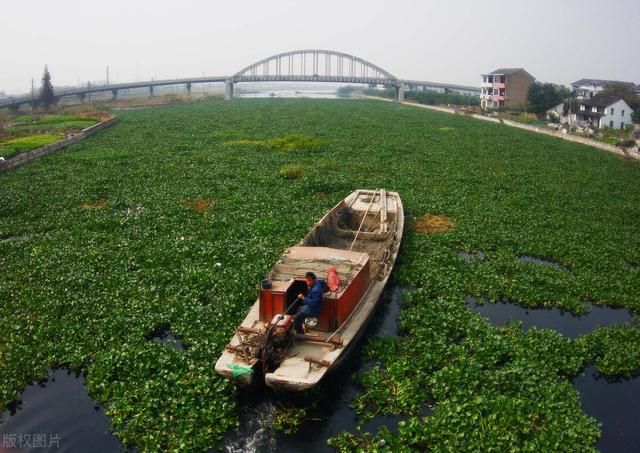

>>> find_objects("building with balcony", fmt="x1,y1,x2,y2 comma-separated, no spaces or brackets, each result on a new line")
570,78,637,100
480,68,535,110
573,94,632,129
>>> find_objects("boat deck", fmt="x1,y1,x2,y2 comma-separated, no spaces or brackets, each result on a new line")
214,189,404,390
270,246,368,297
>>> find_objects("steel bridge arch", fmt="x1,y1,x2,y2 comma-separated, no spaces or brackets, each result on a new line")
230,49,398,85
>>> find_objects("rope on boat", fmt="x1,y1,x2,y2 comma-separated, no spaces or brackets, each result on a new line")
348,188,379,252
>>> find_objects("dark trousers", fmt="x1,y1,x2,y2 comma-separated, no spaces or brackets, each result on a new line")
294,305,314,333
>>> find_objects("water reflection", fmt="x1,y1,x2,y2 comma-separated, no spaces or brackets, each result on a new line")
222,285,415,452
239,90,340,99
518,255,570,272
146,326,187,350
574,367,640,453
378,286,412,337
466,297,634,338
0,368,122,453
459,250,485,261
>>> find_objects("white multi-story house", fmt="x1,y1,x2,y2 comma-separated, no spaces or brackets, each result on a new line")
571,79,637,100
573,94,632,129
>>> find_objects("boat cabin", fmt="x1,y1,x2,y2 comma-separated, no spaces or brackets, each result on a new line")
259,246,370,331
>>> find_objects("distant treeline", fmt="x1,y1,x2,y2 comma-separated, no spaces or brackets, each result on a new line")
365,89,480,106
337,86,359,97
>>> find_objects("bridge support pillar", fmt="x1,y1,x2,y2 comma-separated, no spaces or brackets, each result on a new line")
77,93,86,103
225,80,234,100
186,82,192,97
394,83,405,102
149,85,154,97
111,89,118,100
9,104,20,114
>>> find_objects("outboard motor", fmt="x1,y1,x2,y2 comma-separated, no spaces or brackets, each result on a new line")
258,314,295,373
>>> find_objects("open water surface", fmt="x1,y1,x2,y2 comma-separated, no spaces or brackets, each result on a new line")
239,89,340,99
146,326,187,350
466,297,634,338
0,286,410,453
466,296,639,452
574,367,640,453
2,285,638,452
222,285,416,452
0,369,122,452
517,254,571,271
459,250,485,260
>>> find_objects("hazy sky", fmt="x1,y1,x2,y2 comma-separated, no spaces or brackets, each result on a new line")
1,0,638,94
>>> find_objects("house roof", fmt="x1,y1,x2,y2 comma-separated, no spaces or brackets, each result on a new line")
548,102,565,112
488,68,523,75
581,94,625,108
484,68,535,80
571,78,636,89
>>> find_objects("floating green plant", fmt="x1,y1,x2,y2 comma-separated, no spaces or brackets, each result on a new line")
1,98,638,451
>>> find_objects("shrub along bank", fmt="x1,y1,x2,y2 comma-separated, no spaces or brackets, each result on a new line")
365,88,480,106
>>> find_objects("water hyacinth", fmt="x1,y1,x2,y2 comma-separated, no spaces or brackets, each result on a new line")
1,98,639,451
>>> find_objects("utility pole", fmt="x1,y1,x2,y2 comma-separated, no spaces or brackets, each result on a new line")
31,78,35,114
106,65,109,85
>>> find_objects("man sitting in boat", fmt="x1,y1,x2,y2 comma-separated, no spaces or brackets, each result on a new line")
294,272,326,333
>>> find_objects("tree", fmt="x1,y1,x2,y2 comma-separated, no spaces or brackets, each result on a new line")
39,65,55,109
527,82,570,116
563,92,580,118
602,82,640,111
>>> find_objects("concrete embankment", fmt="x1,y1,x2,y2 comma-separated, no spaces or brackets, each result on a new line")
0,117,119,173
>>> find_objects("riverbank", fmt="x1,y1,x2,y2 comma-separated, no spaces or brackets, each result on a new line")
0,117,118,173
360,94,640,161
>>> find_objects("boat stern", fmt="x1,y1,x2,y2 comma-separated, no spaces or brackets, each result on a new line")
263,353,332,391
215,350,256,386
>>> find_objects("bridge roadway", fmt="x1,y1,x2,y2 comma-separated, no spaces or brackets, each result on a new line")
0,76,480,109
402,80,480,95
0,49,480,109
0,76,227,109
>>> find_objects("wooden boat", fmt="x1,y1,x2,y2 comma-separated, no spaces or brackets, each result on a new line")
215,189,403,391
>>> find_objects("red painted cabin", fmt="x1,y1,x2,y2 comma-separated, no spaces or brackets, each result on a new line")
259,246,371,331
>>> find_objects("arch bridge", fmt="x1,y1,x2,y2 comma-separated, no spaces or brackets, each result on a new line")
227,49,404,100
0,49,483,110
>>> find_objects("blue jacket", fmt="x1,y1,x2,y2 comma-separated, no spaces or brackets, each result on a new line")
303,279,325,316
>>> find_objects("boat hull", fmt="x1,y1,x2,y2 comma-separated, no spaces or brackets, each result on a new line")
215,189,404,391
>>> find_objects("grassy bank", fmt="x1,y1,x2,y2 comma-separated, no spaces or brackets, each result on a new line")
1,98,639,451
365,88,480,106
0,107,104,158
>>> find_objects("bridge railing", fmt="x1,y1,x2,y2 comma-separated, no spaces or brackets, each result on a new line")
231,49,398,85
1,50,482,107
0,76,227,108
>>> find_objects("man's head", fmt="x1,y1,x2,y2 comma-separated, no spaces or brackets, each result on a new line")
305,271,316,287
